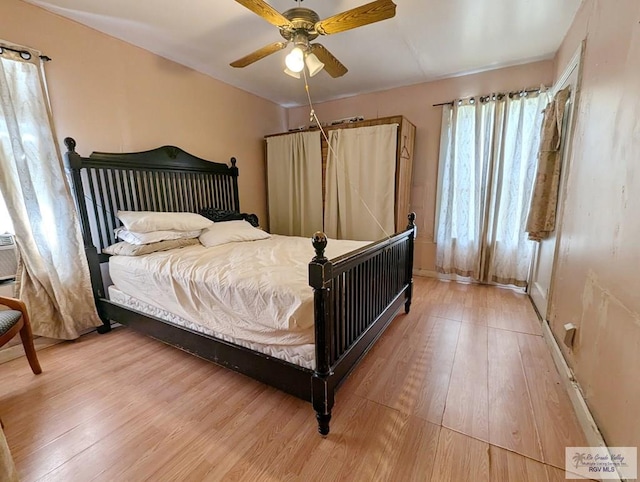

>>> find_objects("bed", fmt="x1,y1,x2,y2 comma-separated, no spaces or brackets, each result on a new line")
63,137,416,435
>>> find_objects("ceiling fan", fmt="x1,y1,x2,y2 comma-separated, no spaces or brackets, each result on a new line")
230,0,397,78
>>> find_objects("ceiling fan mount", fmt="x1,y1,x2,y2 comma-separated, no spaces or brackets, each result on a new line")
230,0,397,78
279,8,320,42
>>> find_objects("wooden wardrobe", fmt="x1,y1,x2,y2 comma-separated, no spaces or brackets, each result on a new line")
266,115,416,234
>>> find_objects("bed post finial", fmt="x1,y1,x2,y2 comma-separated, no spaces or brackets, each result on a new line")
228,157,240,211
64,137,76,152
63,138,82,170
407,212,416,230
312,232,327,262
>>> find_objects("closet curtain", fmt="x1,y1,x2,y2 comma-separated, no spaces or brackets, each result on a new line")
324,124,397,241
0,45,101,339
266,131,323,237
436,92,548,286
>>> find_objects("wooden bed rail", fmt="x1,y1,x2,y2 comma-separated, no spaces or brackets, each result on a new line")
309,213,416,434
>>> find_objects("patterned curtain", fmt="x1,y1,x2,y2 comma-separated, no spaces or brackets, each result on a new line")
436,91,549,287
0,426,18,482
434,101,495,279
0,44,101,339
525,87,572,241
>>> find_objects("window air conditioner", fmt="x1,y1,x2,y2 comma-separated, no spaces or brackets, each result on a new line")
0,234,17,281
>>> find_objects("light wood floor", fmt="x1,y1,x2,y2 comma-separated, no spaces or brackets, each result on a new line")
0,277,589,481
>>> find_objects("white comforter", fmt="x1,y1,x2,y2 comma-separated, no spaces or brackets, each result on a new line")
109,235,368,346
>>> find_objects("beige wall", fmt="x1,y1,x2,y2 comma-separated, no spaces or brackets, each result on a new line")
286,61,555,273
2,0,554,271
2,0,287,224
550,0,640,447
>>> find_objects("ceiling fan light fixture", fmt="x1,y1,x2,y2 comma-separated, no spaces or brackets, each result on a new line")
285,47,305,73
284,67,301,79
305,52,324,77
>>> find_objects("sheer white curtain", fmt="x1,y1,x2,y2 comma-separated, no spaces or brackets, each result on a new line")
324,124,397,241
487,93,549,285
0,45,101,339
266,131,323,237
435,102,496,279
436,92,548,286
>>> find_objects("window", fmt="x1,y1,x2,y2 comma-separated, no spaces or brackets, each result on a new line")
0,192,14,234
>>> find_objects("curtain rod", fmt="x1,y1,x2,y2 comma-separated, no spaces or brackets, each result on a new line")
432,87,544,107
0,45,51,62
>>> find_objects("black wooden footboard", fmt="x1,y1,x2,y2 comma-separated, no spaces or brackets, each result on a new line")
310,213,416,434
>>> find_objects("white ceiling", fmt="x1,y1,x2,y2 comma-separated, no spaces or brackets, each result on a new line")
27,0,582,107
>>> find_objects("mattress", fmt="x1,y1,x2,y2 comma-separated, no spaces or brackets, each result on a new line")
107,235,368,368
108,285,316,369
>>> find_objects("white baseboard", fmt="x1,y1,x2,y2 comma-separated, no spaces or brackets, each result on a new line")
540,321,610,440
540,321,623,481
0,323,103,366
413,269,438,278
0,336,62,365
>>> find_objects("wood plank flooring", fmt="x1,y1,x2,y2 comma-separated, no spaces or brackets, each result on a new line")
0,277,588,481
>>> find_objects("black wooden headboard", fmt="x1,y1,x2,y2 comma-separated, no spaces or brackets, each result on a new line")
63,137,240,257
63,137,241,324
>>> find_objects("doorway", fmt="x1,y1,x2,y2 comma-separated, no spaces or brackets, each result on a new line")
529,43,583,319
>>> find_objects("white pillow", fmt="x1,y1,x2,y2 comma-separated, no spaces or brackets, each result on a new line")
117,211,213,233
103,238,200,256
115,227,202,245
199,220,270,248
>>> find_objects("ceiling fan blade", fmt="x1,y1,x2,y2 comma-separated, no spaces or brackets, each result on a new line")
310,44,348,78
230,42,287,68
234,0,293,28
314,0,396,35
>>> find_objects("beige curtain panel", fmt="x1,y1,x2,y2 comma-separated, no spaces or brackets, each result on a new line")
324,124,397,241
266,131,323,237
525,87,571,241
0,46,101,339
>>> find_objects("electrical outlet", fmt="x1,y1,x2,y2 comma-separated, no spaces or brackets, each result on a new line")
563,323,577,348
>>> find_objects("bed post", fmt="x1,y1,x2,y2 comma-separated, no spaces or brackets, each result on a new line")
309,232,334,436
63,138,111,333
229,157,240,212
405,212,417,314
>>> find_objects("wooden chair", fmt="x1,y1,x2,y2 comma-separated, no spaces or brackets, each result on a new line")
0,296,42,374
